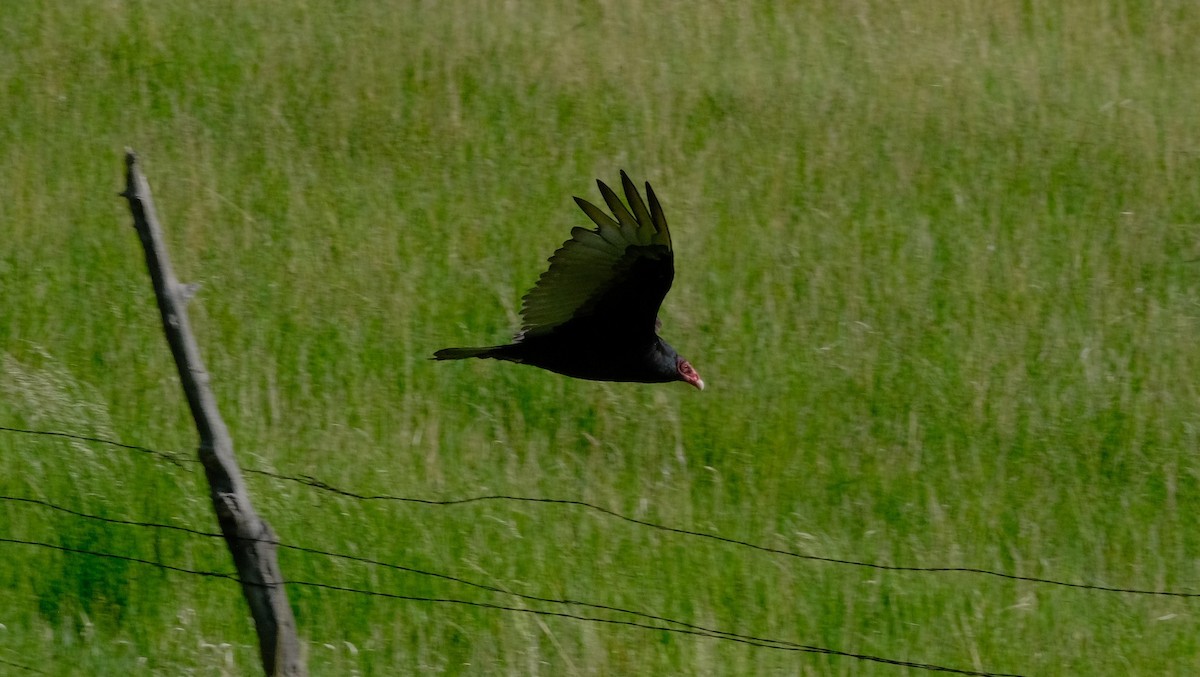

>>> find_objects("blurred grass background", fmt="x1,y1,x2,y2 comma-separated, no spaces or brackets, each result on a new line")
2,1,1200,674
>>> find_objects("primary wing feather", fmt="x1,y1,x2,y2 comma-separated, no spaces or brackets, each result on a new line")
518,171,674,339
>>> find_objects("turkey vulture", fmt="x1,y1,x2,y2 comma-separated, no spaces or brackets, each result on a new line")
434,171,703,390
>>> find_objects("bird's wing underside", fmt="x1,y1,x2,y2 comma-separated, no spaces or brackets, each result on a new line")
518,171,674,340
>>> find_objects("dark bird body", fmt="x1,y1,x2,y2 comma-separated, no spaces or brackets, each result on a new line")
434,172,703,390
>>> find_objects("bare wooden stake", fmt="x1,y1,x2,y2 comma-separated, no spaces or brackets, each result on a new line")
120,150,306,676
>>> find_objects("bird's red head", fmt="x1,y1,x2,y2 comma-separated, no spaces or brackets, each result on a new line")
677,358,704,391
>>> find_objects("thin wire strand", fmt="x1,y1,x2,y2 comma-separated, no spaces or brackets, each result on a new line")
288,579,1026,676
0,495,800,649
0,537,1024,677
1,538,241,582
0,657,45,675
4,424,1197,598
0,426,192,468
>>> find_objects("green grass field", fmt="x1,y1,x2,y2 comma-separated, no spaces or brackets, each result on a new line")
3,1,1200,674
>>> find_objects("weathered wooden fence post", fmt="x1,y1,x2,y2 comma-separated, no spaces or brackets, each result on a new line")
120,150,306,676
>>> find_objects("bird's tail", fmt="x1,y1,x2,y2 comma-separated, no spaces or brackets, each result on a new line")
432,345,509,361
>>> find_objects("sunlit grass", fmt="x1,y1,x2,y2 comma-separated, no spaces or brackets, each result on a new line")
2,1,1200,674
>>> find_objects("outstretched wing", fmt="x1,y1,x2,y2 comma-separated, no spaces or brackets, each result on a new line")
518,171,674,340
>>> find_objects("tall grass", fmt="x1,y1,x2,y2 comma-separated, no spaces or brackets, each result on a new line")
2,1,1200,674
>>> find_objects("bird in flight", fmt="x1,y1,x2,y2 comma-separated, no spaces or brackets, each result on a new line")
434,171,704,390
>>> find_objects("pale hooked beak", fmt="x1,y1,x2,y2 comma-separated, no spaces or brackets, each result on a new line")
678,359,704,391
